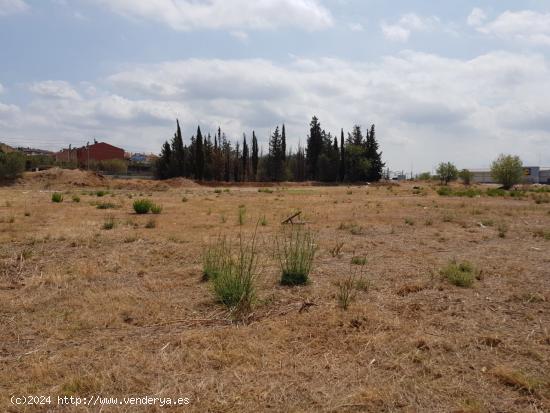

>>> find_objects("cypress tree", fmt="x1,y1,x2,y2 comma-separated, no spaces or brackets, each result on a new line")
156,141,172,179
364,124,384,182
170,119,185,177
242,134,249,181
251,131,259,181
195,126,204,180
306,116,322,180
281,124,287,161
340,129,345,182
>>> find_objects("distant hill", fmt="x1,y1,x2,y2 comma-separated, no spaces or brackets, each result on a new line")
0,142,17,153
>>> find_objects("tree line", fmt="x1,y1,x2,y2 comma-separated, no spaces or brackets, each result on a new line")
155,116,384,182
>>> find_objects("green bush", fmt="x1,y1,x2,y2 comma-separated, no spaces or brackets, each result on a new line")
133,199,153,214
277,228,316,286
97,202,116,209
212,232,258,315
51,192,64,203
440,261,476,287
491,154,524,190
0,151,25,181
437,186,453,196
436,162,458,185
72,195,80,203
458,169,474,185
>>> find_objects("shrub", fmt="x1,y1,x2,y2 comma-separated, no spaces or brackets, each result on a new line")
440,261,476,287
97,202,116,209
133,199,153,214
72,195,80,203
214,189,222,194
497,223,508,238
150,204,163,214
437,186,453,196
458,169,474,185
277,228,316,286
51,192,64,203
260,215,268,226
181,196,188,202
212,231,258,315
417,172,431,181
258,188,273,194
436,162,458,185
0,151,25,181
491,154,524,190
96,190,108,197
202,236,231,281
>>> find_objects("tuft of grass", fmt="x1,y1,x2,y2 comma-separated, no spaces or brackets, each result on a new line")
238,206,246,226
258,188,273,194
212,231,259,316
72,195,80,203
96,190,108,197
97,202,116,210
145,218,156,228
497,222,508,238
182,196,188,203
214,189,222,194
533,229,550,240
260,215,268,226
277,228,316,286
150,203,163,214
337,274,356,310
329,241,345,258
404,217,415,226
202,236,231,282
24,211,31,217
440,260,476,287
492,366,545,395
102,215,116,230
351,256,367,265
51,192,64,203
133,199,153,214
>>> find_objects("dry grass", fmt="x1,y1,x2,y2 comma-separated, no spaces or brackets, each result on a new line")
1,177,549,412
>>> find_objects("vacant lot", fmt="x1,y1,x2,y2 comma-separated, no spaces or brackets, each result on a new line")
1,174,549,412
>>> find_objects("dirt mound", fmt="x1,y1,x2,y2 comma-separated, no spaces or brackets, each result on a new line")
20,168,106,187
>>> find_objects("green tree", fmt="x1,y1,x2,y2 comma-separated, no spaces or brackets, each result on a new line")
339,129,345,182
155,141,172,180
251,131,259,181
281,124,287,161
171,119,185,176
0,151,26,180
458,169,474,185
242,134,249,181
436,162,458,185
306,116,322,180
268,126,285,181
491,154,524,189
195,126,204,180
364,124,384,181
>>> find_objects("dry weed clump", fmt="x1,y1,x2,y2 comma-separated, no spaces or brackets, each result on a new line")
277,228,316,286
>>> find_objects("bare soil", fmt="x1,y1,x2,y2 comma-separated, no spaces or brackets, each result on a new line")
1,176,549,412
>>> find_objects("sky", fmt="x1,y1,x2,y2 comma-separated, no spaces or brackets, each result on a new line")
1,0,550,173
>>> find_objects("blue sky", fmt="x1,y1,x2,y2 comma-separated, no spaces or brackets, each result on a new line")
1,0,550,172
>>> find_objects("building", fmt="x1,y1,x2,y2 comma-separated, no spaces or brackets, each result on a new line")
56,141,125,166
471,167,550,185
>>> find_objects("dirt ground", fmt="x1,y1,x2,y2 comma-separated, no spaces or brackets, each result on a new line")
1,175,549,412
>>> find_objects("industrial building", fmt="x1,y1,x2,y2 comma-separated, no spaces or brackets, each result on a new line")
55,141,125,166
471,167,550,185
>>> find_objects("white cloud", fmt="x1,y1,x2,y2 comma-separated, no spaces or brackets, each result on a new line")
29,81,81,100
477,10,550,45
230,30,249,42
467,7,487,27
2,50,550,169
381,13,439,42
348,22,364,32
91,0,333,31
0,0,28,16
